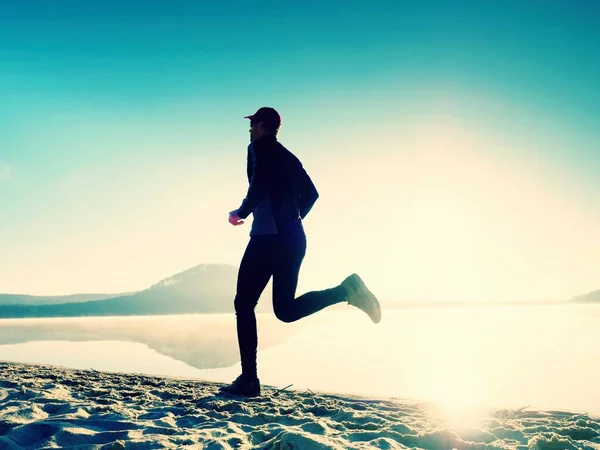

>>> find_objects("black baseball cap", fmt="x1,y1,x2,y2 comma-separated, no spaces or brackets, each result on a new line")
244,107,281,127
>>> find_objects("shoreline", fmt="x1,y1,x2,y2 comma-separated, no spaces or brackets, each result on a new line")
1,361,599,449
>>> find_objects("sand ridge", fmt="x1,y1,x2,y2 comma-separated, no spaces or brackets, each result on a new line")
0,362,599,449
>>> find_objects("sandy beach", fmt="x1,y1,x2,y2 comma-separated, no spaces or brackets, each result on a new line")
0,362,598,449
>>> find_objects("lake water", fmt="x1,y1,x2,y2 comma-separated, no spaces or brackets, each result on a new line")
0,304,598,414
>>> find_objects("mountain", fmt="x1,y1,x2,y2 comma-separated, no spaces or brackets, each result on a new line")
0,293,138,306
0,264,270,318
572,289,600,303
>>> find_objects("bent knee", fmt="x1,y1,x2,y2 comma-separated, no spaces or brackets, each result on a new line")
273,308,297,323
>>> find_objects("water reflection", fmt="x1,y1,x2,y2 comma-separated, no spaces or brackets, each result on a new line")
0,305,598,413
197,305,600,413
0,340,205,377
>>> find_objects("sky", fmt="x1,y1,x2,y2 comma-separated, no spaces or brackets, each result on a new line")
1,0,599,302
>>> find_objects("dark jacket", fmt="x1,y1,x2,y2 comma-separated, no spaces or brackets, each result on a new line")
237,135,319,234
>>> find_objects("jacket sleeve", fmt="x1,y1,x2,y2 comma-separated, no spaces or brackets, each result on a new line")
245,144,253,182
298,168,319,219
237,144,271,219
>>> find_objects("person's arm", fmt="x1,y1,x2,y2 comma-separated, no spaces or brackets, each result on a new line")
298,168,319,219
236,144,271,219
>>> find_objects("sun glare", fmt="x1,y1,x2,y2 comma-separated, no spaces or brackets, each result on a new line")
415,325,491,428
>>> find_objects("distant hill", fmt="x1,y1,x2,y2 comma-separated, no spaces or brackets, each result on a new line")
0,293,137,306
0,264,271,318
572,289,600,303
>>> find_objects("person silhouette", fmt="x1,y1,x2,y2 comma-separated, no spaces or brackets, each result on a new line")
221,107,381,397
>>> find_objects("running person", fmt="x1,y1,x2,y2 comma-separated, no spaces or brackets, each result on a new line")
221,107,381,397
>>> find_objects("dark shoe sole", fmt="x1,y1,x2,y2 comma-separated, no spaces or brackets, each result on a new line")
218,390,261,398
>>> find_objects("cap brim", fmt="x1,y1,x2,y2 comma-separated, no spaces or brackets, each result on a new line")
244,115,254,120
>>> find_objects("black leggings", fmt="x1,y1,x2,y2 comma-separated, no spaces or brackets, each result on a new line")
234,233,347,378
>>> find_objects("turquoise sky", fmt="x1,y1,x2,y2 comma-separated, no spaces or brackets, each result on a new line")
1,1,599,300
